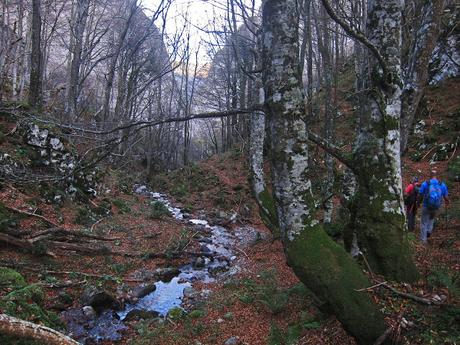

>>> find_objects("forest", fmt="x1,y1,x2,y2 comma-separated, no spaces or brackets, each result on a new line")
0,0,459,344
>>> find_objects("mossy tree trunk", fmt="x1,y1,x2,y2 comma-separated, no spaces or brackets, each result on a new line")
249,107,279,235
261,0,387,343
352,0,418,282
248,27,279,236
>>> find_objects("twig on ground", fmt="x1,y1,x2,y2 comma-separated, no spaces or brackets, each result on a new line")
5,205,61,227
90,218,105,232
381,283,439,305
355,281,387,292
234,246,249,258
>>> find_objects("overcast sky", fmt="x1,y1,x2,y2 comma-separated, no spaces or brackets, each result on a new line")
142,0,260,66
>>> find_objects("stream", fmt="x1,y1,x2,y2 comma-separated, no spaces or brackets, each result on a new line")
61,185,259,344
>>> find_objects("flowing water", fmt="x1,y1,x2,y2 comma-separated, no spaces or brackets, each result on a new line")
62,184,256,344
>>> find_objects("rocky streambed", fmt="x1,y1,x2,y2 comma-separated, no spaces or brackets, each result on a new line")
61,185,264,344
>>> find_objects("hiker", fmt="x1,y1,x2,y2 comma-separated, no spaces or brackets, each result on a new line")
418,170,450,243
404,177,420,232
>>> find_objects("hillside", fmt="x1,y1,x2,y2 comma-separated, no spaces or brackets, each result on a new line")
0,76,459,345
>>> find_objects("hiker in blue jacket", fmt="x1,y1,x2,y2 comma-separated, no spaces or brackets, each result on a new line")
418,170,450,243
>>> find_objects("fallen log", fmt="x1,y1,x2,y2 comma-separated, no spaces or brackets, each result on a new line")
28,227,122,242
4,205,61,227
0,232,57,257
0,313,80,345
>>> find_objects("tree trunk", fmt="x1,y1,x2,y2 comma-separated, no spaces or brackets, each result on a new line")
28,0,42,109
66,0,90,118
0,314,79,345
261,0,387,343
400,0,444,153
249,89,279,235
352,0,418,282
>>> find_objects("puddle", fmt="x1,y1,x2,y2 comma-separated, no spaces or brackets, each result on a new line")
63,184,247,344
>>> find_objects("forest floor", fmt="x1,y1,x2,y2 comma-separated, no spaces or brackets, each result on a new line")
0,78,459,345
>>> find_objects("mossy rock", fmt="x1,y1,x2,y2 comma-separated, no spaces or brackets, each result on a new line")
448,156,460,182
167,307,186,320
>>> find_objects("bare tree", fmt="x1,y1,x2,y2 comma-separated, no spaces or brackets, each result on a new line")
29,0,43,108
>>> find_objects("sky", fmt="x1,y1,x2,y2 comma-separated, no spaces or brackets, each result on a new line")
142,0,260,67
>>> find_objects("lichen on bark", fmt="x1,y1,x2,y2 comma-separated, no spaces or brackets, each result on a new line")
352,0,418,282
261,0,387,342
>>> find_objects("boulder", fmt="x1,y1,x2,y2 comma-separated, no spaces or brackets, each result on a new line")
130,283,156,299
193,257,206,269
224,336,240,345
154,267,180,282
80,286,120,313
124,309,159,321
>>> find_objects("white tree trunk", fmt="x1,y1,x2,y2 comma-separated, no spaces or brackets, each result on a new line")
0,314,80,345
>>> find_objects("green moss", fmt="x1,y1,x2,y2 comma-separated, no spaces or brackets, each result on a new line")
257,189,280,237
167,307,186,320
148,201,171,219
354,182,419,283
0,267,26,288
286,226,387,345
0,270,62,330
112,199,131,214
188,309,206,318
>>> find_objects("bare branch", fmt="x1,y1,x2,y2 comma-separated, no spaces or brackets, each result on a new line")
319,0,389,79
307,131,355,170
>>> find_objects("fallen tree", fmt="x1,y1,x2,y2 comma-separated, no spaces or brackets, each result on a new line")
0,313,80,345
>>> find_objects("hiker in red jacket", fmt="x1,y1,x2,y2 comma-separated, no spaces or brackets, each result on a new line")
404,177,420,232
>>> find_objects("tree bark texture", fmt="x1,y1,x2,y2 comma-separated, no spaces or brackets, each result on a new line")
0,314,80,345
66,0,90,118
352,0,418,282
28,0,42,109
400,0,444,153
261,0,387,343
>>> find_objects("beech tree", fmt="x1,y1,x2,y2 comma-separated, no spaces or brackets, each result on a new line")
29,0,43,108
261,0,387,343
319,0,419,282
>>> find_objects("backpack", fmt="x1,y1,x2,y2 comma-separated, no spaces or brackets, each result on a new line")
425,180,442,211
404,184,418,206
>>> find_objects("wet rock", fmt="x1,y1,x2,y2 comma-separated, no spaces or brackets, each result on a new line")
224,336,240,345
82,305,96,318
131,283,157,299
236,226,267,247
154,267,180,282
61,308,127,343
183,287,197,299
80,286,120,313
200,244,211,253
124,309,159,321
193,257,206,269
